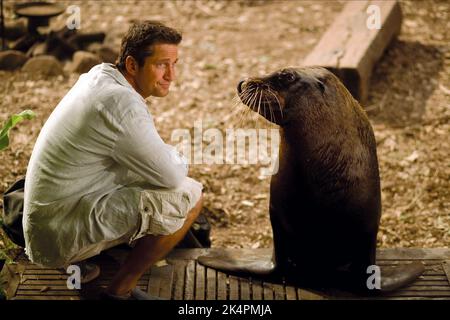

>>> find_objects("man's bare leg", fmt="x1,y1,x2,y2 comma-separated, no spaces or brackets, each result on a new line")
106,195,203,296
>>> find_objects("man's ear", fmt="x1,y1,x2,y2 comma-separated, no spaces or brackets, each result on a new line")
124,56,139,76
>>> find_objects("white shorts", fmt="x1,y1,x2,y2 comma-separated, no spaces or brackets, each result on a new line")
67,177,203,264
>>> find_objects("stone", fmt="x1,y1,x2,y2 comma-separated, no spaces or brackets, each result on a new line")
27,42,48,57
22,55,64,77
0,50,28,71
70,51,102,74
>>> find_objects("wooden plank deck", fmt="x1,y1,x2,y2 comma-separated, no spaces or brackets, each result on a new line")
1,248,449,300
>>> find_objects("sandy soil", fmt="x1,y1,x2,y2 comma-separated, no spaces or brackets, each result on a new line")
0,1,448,256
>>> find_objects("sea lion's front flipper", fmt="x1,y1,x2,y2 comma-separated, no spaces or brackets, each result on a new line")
380,261,425,292
198,250,275,276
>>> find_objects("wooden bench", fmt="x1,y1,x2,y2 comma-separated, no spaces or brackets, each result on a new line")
1,248,449,300
302,0,402,104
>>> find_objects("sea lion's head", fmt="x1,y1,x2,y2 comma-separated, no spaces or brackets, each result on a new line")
237,66,357,127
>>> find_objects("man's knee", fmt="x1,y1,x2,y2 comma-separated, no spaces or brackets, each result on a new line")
185,193,203,224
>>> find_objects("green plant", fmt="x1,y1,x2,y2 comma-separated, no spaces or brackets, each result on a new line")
0,110,35,151
0,110,35,298
0,109,35,257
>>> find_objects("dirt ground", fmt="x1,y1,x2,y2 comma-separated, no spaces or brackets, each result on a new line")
0,0,448,257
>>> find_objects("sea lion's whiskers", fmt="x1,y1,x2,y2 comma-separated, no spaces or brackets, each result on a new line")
237,88,257,126
262,89,276,123
241,87,256,107
247,87,259,110
267,89,283,119
257,87,263,117
249,88,262,126
229,92,253,126
263,94,274,123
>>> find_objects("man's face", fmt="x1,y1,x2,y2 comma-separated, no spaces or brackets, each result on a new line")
133,43,178,99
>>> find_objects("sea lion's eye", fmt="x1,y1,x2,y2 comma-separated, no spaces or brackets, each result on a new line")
317,80,325,94
280,72,296,84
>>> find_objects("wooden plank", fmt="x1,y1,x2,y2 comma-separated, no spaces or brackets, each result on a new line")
147,264,174,299
418,275,447,281
376,260,447,266
412,281,450,286
23,269,66,275
195,261,206,300
262,282,274,300
19,279,148,286
285,285,298,300
229,276,239,300
168,248,450,261
370,297,450,300
400,286,450,291
158,264,174,300
382,291,450,297
302,0,402,103
184,260,195,300
206,267,216,300
251,279,263,300
16,289,79,296
217,271,227,300
240,278,251,300
172,261,186,300
13,295,80,300
377,248,450,260
442,260,450,285
298,288,327,300
272,283,285,300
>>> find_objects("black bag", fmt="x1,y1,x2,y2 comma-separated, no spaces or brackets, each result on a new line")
1,178,211,249
1,177,26,247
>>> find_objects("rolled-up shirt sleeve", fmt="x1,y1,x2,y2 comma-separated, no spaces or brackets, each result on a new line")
112,109,188,189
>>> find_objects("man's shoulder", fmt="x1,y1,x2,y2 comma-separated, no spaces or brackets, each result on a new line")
94,85,149,124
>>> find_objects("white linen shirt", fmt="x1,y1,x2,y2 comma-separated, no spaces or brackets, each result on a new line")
23,63,189,267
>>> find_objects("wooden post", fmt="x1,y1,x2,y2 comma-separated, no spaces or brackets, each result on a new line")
302,0,402,104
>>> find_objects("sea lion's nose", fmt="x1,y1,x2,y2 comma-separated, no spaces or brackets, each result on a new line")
237,79,246,93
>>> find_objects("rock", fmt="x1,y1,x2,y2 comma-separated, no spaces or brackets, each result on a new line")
70,51,102,74
87,43,119,64
0,50,29,70
22,55,64,77
27,42,48,57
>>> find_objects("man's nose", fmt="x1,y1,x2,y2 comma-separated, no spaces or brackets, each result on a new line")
164,65,176,81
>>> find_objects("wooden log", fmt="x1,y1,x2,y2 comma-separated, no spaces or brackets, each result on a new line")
302,0,402,104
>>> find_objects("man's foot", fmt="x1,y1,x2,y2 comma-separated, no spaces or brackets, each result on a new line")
79,261,101,284
100,287,166,300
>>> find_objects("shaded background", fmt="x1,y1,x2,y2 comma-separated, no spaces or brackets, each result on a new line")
0,0,448,261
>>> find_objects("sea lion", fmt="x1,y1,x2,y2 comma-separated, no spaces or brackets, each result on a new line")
198,66,424,294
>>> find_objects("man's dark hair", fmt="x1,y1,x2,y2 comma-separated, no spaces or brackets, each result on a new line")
116,20,182,71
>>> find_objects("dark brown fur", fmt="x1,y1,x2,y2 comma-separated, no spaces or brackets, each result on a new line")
199,67,424,293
